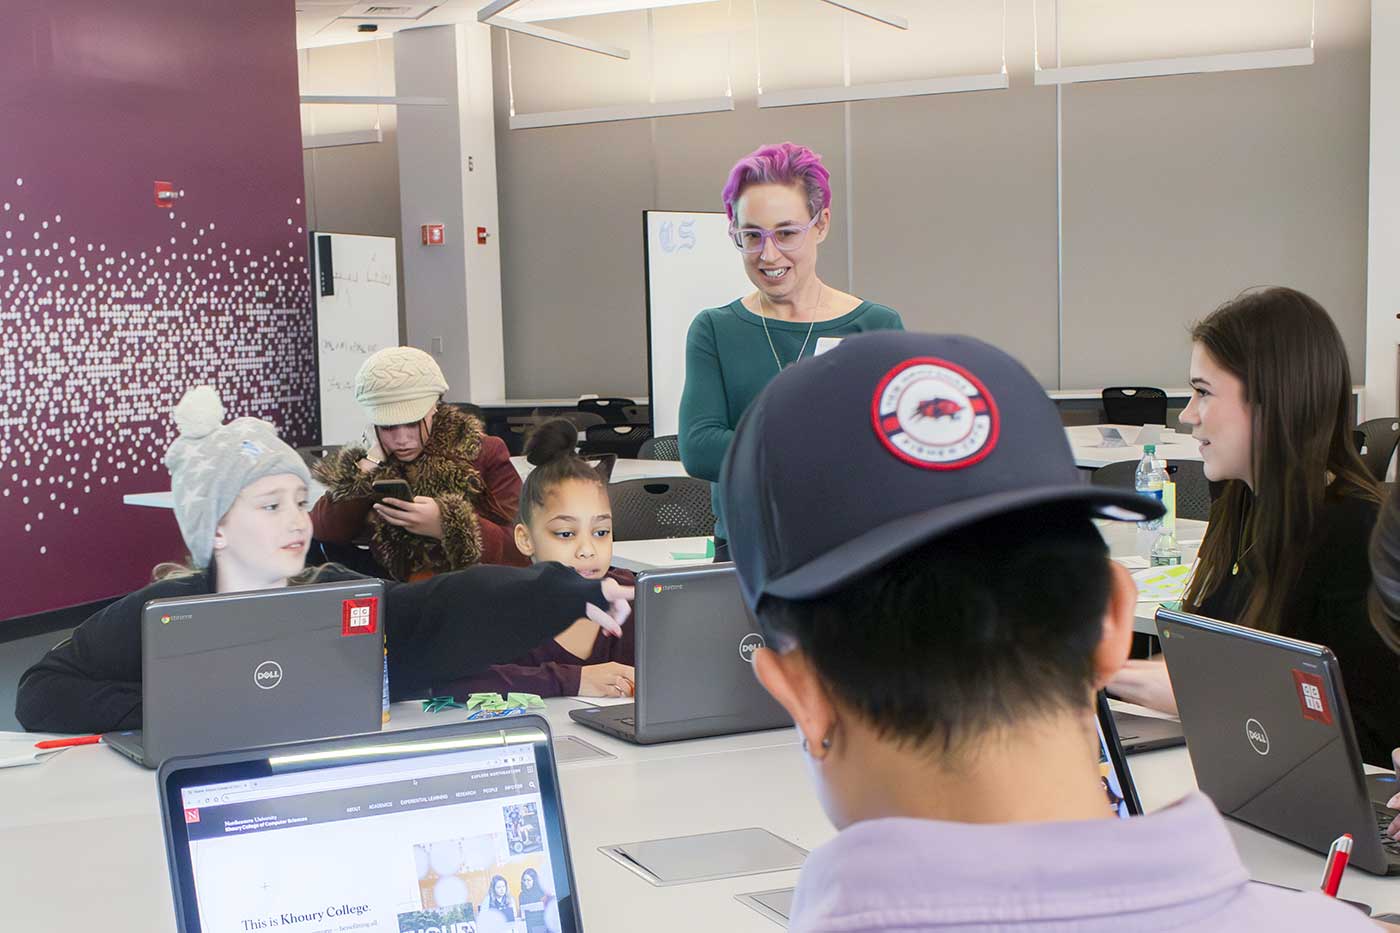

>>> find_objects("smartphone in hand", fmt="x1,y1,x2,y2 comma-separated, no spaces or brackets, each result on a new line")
372,478,413,503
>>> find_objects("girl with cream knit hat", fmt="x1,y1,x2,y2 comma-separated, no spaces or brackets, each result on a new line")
15,386,633,735
311,346,528,581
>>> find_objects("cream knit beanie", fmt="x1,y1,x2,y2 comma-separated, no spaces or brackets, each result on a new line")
354,346,449,426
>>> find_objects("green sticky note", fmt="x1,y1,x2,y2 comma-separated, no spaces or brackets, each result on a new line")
422,696,465,713
505,693,545,709
466,692,510,712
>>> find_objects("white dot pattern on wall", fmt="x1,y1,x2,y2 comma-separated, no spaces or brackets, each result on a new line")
0,192,317,560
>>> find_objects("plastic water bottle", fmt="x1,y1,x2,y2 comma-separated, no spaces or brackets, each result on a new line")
1150,482,1183,566
1135,445,1166,530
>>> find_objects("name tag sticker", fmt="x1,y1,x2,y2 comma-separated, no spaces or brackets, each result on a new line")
1291,668,1333,725
814,336,843,356
342,597,379,637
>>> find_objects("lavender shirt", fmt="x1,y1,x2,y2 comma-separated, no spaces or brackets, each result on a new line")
788,793,1375,931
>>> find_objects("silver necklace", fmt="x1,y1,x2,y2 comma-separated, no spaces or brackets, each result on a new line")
759,286,824,373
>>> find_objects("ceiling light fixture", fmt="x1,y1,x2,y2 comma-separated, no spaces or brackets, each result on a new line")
1032,0,1316,86
478,0,631,60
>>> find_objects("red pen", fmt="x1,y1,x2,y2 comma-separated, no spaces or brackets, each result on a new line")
1320,833,1353,897
34,734,103,750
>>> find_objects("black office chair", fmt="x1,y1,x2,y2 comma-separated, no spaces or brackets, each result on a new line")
610,477,716,541
503,411,607,455
581,423,651,459
1354,418,1400,481
553,410,607,432
621,404,650,425
1101,387,1169,427
1091,458,1213,522
638,434,680,461
577,397,638,424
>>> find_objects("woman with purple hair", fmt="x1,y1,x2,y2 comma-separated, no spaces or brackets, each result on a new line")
679,142,902,559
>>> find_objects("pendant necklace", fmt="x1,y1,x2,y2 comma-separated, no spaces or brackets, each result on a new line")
759,286,824,373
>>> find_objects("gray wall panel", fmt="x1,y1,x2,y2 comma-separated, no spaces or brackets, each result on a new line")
848,87,1061,385
1060,41,1370,388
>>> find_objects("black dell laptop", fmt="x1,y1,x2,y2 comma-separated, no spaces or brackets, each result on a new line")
1157,607,1400,875
568,564,790,744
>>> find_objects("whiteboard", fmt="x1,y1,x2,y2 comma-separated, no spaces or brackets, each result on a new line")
644,211,754,439
311,232,401,445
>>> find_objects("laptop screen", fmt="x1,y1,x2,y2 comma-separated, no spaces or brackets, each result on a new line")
1096,691,1143,818
161,721,579,933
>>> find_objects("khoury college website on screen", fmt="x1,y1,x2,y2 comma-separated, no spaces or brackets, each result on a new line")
180,745,564,933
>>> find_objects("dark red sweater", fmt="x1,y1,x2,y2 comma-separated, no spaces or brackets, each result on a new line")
437,568,636,698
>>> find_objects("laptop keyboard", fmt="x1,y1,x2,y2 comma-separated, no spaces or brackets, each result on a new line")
1372,803,1400,856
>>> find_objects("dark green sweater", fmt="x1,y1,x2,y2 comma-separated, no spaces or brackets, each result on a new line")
678,299,904,538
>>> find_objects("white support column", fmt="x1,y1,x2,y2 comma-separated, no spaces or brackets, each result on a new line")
1366,4,1400,423
394,23,506,402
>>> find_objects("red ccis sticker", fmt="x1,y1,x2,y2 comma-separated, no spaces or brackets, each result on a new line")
342,597,379,637
1291,668,1333,725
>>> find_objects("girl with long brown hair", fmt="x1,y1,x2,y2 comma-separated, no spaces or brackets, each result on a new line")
1112,287,1398,766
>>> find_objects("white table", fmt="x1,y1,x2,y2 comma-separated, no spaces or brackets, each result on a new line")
122,461,687,511
473,397,650,410
1099,517,1207,634
123,480,328,511
3,697,1397,931
1067,424,1204,469
1048,386,1364,422
612,536,716,572
511,457,688,483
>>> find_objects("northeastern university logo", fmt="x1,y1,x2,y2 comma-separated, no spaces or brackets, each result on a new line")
871,357,1000,470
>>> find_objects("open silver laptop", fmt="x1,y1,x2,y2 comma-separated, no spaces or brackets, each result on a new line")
569,563,790,744
105,579,386,768
157,717,583,932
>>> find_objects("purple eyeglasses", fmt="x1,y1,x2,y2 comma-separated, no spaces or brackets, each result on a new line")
728,213,823,254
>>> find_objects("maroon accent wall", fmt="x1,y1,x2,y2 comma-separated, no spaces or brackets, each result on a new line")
0,1,317,619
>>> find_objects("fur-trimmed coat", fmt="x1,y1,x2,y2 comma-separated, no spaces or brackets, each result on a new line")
310,404,528,580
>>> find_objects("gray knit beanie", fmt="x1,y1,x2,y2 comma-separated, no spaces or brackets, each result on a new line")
355,346,449,426
163,386,312,568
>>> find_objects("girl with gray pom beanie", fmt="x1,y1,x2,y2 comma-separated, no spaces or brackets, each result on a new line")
15,387,634,735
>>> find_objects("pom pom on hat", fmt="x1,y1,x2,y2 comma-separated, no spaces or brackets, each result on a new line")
173,386,227,440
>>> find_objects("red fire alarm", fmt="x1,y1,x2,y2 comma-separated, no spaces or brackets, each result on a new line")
154,181,177,207
476,226,490,245
421,224,445,246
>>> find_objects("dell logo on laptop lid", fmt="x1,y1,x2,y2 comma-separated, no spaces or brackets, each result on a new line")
254,660,283,690
739,633,765,663
1245,718,1270,755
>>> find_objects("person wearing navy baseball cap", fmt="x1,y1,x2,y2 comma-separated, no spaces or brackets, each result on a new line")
718,331,1372,932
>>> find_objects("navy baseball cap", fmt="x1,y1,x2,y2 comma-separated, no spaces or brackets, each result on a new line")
718,331,1165,608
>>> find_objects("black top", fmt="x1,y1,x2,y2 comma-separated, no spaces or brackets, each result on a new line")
1194,492,1399,767
14,563,611,735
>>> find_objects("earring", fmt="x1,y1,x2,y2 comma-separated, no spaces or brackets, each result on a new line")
800,730,834,755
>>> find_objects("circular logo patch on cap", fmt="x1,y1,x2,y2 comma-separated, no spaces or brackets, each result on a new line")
871,357,1000,470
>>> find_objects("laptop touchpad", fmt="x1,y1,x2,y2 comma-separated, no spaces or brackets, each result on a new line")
602,828,806,886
